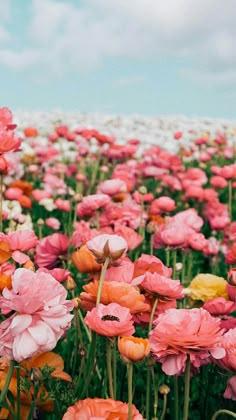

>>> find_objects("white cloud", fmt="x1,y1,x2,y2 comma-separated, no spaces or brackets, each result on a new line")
0,0,235,85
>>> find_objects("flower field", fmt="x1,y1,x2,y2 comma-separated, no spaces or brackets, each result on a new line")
0,107,236,419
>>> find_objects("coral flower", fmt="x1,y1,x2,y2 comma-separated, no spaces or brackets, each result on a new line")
214,328,236,372
0,127,21,154
62,398,145,419
72,245,102,273
133,254,172,278
189,273,228,302
0,352,71,419
139,272,185,300
0,268,74,361
118,336,150,363
224,376,236,401
80,280,150,313
149,308,225,375
86,234,127,262
84,303,135,337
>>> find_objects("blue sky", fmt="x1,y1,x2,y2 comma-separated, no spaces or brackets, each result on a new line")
0,0,236,118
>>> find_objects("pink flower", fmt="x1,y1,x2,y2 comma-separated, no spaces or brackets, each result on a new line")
35,233,68,269
224,376,236,401
32,189,52,201
84,303,135,336
97,179,127,196
55,198,71,212
0,268,74,361
45,217,61,230
150,197,176,214
77,194,111,218
8,230,38,252
0,127,21,154
149,308,225,375
203,298,236,316
140,272,184,300
113,223,143,251
214,328,236,372
133,254,172,278
4,187,24,200
210,176,228,189
38,267,70,283
86,234,127,262
104,257,135,284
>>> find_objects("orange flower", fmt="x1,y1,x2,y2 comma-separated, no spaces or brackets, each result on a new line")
0,352,71,420
18,195,32,209
0,241,12,264
80,280,150,314
118,336,150,363
10,180,33,197
23,127,38,138
71,245,102,273
0,272,12,292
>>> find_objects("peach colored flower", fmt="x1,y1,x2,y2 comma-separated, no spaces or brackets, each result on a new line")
84,303,135,337
72,245,102,273
62,398,145,419
0,268,74,361
118,336,150,363
80,280,150,313
150,308,225,375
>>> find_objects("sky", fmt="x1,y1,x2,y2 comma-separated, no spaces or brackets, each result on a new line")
0,0,236,118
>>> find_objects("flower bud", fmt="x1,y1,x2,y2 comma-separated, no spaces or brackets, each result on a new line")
159,384,170,395
66,275,76,290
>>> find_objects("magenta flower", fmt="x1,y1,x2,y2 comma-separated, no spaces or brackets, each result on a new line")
84,303,135,337
35,233,68,268
149,308,225,375
0,268,74,361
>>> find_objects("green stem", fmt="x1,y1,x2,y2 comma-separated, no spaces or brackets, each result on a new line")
127,363,133,420
182,252,187,285
183,355,191,420
172,249,177,279
151,366,158,419
72,308,84,375
113,338,117,399
107,339,114,399
146,365,151,420
27,401,36,420
211,410,236,420
160,394,168,420
0,360,14,404
16,365,21,420
174,375,179,420
165,249,170,266
96,257,110,305
187,252,193,283
150,234,154,255
80,331,97,398
148,297,159,333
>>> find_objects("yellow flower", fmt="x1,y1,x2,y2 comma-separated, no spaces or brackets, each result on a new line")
189,273,228,302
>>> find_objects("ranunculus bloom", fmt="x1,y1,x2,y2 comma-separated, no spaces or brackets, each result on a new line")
86,234,127,262
139,272,184,300
189,273,228,302
214,328,236,372
80,280,150,313
133,254,172,279
113,223,143,251
35,233,68,269
62,398,145,419
224,376,236,401
118,336,150,363
0,351,71,419
149,308,225,375
45,217,61,230
202,298,236,316
8,230,38,252
77,193,111,217
98,178,127,196
0,268,74,361
84,303,135,337
72,245,102,273
149,196,176,214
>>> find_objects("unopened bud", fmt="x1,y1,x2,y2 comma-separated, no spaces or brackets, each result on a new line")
73,297,81,309
175,262,183,272
23,260,35,271
139,186,147,195
37,218,44,226
30,367,43,382
159,384,170,395
66,275,76,290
